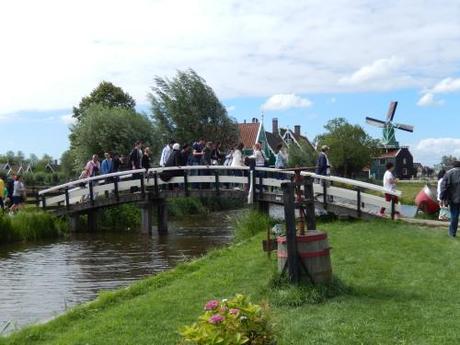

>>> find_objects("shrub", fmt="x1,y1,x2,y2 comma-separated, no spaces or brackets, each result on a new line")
233,211,272,243
98,204,140,231
168,197,208,218
179,294,276,345
0,210,67,244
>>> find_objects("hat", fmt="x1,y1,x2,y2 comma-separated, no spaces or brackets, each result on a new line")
321,145,330,151
173,143,180,150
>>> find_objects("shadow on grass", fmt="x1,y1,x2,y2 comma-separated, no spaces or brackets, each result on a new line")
262,272,352,307
349,284,423,303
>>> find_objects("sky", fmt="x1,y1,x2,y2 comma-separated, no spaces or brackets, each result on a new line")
1,0,459,166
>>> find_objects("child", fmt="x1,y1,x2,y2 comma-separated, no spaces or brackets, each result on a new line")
380,162,400,218
437,169,449,221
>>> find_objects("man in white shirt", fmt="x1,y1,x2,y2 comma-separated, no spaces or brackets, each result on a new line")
380,162,400,218
160,141,174,167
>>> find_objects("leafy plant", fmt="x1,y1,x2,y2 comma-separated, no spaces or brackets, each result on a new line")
179,294,276,345
233,211,272,243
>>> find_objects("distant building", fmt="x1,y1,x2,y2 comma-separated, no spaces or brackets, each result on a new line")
238,117,314,165
370,147,414,180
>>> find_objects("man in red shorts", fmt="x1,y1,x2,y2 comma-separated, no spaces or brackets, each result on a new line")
380,162,400,218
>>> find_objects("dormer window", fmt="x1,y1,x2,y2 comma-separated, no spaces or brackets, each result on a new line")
285,133,293,144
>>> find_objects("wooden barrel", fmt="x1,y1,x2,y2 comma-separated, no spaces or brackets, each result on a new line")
277,231,332,284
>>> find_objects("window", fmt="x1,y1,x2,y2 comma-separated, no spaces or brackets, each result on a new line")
380,159,386,165
402,168,408,176
285,133,293,144
403,158,407,165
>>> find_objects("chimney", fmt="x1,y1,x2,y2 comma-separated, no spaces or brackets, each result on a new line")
294,125,301,136
272,117,278,134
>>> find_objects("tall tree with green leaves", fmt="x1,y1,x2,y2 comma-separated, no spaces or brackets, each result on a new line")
70,104,158,169
287,142,317,168
149,69,238,146
315,118,379,177
72,81,136,120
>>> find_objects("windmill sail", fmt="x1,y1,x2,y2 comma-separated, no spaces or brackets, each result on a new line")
386,101,398,122
365,117,386,128
393,123,414,132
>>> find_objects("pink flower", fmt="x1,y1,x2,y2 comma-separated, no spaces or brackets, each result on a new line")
204,300,219,311
229,308,240,315
209,314,225,324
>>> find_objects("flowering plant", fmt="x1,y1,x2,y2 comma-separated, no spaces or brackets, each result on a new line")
179,294,276,345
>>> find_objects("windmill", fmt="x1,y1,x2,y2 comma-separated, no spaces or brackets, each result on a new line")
365,101,414,148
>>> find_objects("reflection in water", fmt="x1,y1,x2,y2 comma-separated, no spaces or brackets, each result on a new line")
0,210,238,330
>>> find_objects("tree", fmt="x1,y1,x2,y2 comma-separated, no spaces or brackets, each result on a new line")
70,104,158,169
440,155,458,170
149,69,238,147
73,81,136,120
315,118,379,177
287,142,317,168
60,150,77,178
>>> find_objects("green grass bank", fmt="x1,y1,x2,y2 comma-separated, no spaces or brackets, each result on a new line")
0,210,67,244
2,217,459,344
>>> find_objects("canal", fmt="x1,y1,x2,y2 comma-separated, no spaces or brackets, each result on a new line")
0,210,238,332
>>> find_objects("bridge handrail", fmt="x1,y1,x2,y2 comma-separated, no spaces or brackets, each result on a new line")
300,171,401,197
38,166,252,196
38,169,146,195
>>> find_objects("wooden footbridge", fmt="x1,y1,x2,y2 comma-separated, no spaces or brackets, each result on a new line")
38,166,401,233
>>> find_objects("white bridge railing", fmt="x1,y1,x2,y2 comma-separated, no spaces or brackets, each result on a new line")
38,166,401,217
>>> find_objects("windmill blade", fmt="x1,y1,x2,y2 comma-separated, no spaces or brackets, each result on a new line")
386,101,398,122
393,123,414,132
366,117,386,128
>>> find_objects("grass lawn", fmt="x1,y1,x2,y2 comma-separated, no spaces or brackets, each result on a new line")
397,182,428,205
2,219,459,345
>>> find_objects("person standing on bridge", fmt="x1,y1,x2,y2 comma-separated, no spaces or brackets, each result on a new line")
10,175,26,213
101,152,113,175
316,145,331,176
142,147,151,171
0,174,5,211
440,161,460,238
85,155,100,177
380,162,400,219
129,141,143,170
159,141,174,167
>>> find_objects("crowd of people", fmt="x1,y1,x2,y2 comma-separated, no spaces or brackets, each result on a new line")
78,139,291,180
0,174,27,214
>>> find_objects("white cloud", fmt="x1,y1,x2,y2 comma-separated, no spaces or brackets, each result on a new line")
430,77,460,93
416,92,443,107
261,94,312,111
417,77,460,106
226,105,236,112
1,0,460,115
60,114,76,126
338,56,404,85
413,138,460,165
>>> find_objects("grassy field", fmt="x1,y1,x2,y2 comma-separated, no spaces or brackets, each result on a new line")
2,217,459,344
397,181,428,205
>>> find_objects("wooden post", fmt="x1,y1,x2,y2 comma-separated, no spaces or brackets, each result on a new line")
184,171,189,197
140,172,145,198
322,179,328,209
391,196,396,220
282,182,299,284
303,176,316,231
89,181,95,207
114,178,119,202
87,210,97,232
68,214,80,232
154,171,159,197
215,170,220,196
356,188,362,218
41,195,47,210
157,201,168,234
65,188,70,211
140,203,153,234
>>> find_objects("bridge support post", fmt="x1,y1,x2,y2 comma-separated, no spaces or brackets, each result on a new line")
157,201,168,234
258,201,270,215
68,214,80,232
87,210,98,232
140,202,153,234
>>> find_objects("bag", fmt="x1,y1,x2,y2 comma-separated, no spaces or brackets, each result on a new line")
439,206,450,221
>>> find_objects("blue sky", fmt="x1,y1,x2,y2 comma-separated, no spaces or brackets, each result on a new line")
1,0,460,166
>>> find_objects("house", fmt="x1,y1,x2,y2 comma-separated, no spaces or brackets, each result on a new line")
238,117,314,165
370,147,414,180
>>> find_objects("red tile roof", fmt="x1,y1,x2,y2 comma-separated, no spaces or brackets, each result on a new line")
238,123,260,149
376,149,400,158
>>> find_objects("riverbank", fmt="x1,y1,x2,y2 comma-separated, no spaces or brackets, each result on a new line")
2,216,460,344
0,211,66,244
